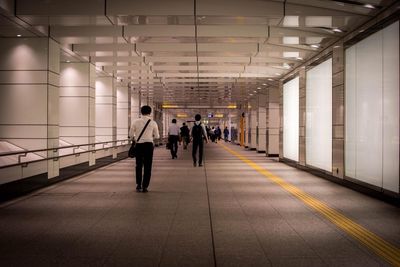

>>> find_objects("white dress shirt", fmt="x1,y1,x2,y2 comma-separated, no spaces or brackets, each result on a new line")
168,123,180,136
129,116,160,143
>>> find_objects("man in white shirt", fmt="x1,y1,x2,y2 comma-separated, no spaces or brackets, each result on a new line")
168,119,180,159
129,105,160,192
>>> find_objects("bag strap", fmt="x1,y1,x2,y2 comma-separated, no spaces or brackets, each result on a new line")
136,119,151,142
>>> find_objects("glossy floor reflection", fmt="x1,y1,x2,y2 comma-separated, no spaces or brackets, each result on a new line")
0,142,398,267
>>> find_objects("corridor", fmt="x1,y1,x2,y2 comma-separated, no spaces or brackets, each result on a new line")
0,143,399,267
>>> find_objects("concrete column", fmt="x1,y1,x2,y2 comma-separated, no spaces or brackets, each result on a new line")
96,76,117,158
299,68,306,166
117,85,129,141
332,41,345,178
235,109,243,145
266,87,280,156
257,93,267,153
60,62,96,166
245,104,250,148
153,103,163,146
130,89,140,123
250,99,258,150
279,81,283,159
0,37,60,180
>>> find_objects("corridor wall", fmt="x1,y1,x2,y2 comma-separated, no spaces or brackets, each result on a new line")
345,21,399,193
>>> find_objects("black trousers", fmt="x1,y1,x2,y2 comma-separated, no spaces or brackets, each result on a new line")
168,135,179,157
135,142,154,189
192,140,204,164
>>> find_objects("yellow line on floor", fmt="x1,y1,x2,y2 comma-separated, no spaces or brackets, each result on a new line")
219,143,400,267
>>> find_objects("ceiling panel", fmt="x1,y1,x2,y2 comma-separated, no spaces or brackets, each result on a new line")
2,0,396,105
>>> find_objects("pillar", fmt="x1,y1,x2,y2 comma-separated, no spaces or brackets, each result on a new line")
266,87,280,156
245,103,250,148
250,99,258,150
0,37,60,180
117,85,129,141
153,103,163,146
279,81,283,159
130,88,140,123
332,41,345,178
299,68,306,166
257,92,267,153
96,75,117,158
60,62,96,166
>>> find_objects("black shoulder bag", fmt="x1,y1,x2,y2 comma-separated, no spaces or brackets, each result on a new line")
129,119,151,158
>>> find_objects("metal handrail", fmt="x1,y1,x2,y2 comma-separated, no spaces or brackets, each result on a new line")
0,139,132,169
0,139,131,157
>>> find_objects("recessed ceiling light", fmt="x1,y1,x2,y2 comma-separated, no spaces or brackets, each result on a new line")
16,34,21,37
66,60,70,63
296,57,303,60
262,83,267,86
257,87,261,89
363,4,376,9
268,78,273,81
275,73,281,76
310,44,320,48
333,28,343,33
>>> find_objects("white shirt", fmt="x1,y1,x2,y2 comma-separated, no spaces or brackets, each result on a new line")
129,116,160,143
168,123,180,136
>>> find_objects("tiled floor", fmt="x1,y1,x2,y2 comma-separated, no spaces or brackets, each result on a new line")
0,142,398,267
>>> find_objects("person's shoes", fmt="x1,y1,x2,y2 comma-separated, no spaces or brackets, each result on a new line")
136,185,142,192
142,188,148,193
199,163,203,167
193,162,196,167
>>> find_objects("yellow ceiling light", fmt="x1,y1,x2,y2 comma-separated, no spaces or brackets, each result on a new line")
214,114,224,118
162,104,179,108
227,104,237,109
177,114,187,118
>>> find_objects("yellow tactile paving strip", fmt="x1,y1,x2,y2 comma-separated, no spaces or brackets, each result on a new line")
220,143,400,267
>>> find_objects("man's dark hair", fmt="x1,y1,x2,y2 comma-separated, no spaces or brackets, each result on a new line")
182,122,186,126
195,114,201,121
172,119,177,123
141,105,151,115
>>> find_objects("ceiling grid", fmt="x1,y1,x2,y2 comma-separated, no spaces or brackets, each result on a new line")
0,0,394,109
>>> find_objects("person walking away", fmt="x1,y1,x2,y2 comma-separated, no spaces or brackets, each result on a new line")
215,126,222,142
191,114,208,167
223,126,229,142
168,119,180,159
209,127,216,143
129,105,160,193
180,122,190,150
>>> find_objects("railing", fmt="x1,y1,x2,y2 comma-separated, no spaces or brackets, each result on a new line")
0,139,132,169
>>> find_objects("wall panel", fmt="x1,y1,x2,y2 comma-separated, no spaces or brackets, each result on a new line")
283,76,299,161
345,21,399,193
306,58,332,172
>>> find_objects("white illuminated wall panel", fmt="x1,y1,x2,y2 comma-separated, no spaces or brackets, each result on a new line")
283,77,299,161
345,21,399,193
306,58,332,172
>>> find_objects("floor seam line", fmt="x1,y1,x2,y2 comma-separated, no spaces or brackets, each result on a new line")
203,153,218,267
157,192,183,267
